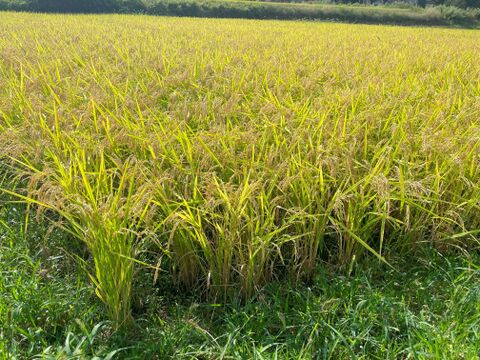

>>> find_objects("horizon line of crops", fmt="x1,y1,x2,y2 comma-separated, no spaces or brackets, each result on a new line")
0,13,479,326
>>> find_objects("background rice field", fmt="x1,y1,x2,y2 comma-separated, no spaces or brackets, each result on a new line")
0,12,479,357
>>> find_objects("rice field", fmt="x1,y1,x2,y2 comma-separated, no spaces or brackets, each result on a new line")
1,13,480,328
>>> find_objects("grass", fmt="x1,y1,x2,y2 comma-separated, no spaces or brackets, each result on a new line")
0,206,102,357
0,12,479,357
2,208,479,358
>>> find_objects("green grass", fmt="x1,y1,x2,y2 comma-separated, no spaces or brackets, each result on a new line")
2,207,479,358
115,252,480,359
0,206,102,358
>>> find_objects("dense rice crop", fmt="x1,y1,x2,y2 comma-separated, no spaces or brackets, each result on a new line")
1,13,479,326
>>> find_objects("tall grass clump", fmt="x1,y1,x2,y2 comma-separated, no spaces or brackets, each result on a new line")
0,14,479,323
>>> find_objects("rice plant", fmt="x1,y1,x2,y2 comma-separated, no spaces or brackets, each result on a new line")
1,13,479,325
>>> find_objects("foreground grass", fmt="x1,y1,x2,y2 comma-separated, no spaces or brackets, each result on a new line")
1,208,479,358
0,207,100,357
